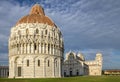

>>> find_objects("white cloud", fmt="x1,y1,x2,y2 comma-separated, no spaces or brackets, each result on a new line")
0,0,30,57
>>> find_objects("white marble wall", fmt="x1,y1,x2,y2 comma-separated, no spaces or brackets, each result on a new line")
63,52,102,76
62,52,84,76
9,55,62,78
85,53,102,76
9,23,64,78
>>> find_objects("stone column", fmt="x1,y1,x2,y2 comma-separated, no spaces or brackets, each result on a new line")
56,46,57,55
3,69,5,77
42,43,45,53
4,69,6,77
13,45,14,55
5,68,7,77
19,44,21,54
31,43,34,54
52,59,55,77
3,68,4,77
16,44,18,54
22,61,24,78
58,48,60,56
4,68,6,77
12,46,14,55
14,61,16,78
49,44,51,54
33,60,35,78
28,43,31,54
54,45,56,55
37,43,39,54
23,44,24,54
5,68,6,77
33,43,35,54
53,45,54,55
29,43,31,54
13,45,15,54
59,58,61,77
14,45,16,54
18,44,20,54
24,44,26,54
27,43,30,54
43,59,46,77
11,45,13,55
20,44,21,54
1,68,3,77
21,44,23,54
26,44,28,54
46,44,48,54
7,69,8,77
2,68,4,77
39,43,41,54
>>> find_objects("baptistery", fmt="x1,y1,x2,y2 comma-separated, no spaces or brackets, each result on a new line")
9,4,64,78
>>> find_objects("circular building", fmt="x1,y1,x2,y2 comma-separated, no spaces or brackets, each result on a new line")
9,4,64,78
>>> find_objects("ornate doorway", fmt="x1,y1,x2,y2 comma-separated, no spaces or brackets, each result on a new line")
18,67,21,77
70,71,72,76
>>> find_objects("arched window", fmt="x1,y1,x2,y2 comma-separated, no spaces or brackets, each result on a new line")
76,70,79,76
17,44,19,51
64,70,66,77
18,30,21,35
36,29,39,34
48,60,50,67
41,43,43,53
38,60,40,66
26,29,29,35
41,31,43,38
45,30,47,35
56,61,57,67
48,32,50,39
44,44,46,53
27,60,29,66
34,43,37,50
54,32,55,37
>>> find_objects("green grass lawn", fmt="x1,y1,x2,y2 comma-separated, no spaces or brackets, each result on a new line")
0,76,120,82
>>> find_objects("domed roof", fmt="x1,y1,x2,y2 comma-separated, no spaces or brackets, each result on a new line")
16,4,55,26
96,52,102,56
77,53,85,61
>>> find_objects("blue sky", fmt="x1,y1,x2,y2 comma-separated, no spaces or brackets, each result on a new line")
0,0,120,69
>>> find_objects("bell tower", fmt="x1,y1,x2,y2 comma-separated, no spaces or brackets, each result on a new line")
96,53,102,66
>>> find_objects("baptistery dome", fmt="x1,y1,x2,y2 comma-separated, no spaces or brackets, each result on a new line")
16,4,54,26
9,4,64,78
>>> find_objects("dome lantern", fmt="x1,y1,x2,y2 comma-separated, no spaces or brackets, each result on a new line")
30,4,45,15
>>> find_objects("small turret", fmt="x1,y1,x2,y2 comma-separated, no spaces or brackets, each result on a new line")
95,52,102,66
78,53,85,61
96,53,102,61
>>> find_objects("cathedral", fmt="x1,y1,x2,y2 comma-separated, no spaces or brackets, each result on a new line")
8,4,102,78
62,52,102,76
